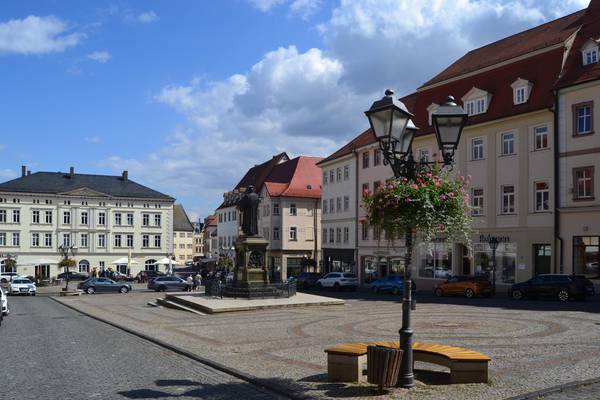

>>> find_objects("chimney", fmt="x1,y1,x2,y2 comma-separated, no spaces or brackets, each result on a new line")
21,166,26,177
69,167,74,178
122,170,128,181
27,170,31,176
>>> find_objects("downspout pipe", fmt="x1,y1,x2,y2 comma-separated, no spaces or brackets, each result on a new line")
553,90,564,274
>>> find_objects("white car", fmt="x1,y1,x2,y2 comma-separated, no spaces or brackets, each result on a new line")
316,272,358,291
0,288,8,315
9,278,36,296
0,272,22,283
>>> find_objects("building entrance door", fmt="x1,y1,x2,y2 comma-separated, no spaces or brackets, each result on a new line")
533,244,551,275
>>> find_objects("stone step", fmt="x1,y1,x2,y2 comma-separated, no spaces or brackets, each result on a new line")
156,297,206,315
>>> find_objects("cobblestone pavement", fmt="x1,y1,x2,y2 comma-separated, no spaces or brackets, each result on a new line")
55,289,600,400
537,381,600,400
1,296,281,400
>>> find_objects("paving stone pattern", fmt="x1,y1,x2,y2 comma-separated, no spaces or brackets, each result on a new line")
1,296,279,400
539,382,600,400
56,290,600,400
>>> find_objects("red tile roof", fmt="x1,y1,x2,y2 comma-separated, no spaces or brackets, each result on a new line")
317,129,375,165
264,156,324,199
235,152,289,191
422,10,584,88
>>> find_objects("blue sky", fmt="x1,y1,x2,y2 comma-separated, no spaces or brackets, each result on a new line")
0,0,589,221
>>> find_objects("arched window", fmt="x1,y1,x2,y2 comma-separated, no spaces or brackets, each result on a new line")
78,260,90,273
145,259,157,272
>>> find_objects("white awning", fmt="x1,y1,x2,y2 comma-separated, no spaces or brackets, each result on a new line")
153,257,180,266
111,257,139,265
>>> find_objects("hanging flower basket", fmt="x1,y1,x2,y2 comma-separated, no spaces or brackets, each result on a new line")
363,166,473,245
58,258,76,268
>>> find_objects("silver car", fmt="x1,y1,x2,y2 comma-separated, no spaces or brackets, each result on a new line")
1,288,8,316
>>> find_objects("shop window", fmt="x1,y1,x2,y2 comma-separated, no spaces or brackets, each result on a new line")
473,242,516,284
417,241,452,278
573,236,599,278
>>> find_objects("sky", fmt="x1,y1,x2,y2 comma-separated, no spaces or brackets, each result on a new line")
0,0,590,222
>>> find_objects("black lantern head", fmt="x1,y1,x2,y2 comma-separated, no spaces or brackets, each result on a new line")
365,89,414,155
489,237,499,251
71,246,78,256
432,96,468,163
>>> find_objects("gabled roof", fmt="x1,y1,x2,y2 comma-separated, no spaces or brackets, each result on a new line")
204,214,217,227
173,204,194,232
317,129,376,166
234,152,289,191
422,10,584,88
555,0,600,88
0,172,174,200
263,156,324,199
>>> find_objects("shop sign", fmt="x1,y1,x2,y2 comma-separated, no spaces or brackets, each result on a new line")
479,234,510,243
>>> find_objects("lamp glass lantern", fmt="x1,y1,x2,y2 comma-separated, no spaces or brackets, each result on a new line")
365,89,414,156
432,96,468,159
489,237,500,251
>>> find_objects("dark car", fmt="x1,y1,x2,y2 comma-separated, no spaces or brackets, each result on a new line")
57,272,89,281
295,272,322,289
145,270,166,280
78,278,132,294
148,276,188,292
510,274,595,301
371,275,416,295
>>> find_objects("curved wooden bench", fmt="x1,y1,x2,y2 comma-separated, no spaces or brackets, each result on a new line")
324,341,490,384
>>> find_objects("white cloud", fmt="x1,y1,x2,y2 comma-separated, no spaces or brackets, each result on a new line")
248,0,287,12
290,0,322,18
84,136,101,144
87,51,111,63
137,11,159,24
0,15,83,55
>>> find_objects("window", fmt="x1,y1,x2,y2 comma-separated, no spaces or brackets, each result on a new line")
501,132,515,155
329,228,334,243
323,171,327,185
142,234,149,248
574,167,594,200
472,138,484,160
78,261,90,273
0,233,5,246
476,98,486,114
142,213,149,226
573,236,600,277
322,200,327,214
126,234,134,248
574,102,593,135
534,126,549,150
322,228,327,243
361,223,368,240
98,234,106,248
336,197,341,212
114,212,122,226
154,214,161,226
289,204,297,216
63,211,71,225
472,188,484,216
218,213,222,223
12,210,19,223
343,165,350,180
0,210,5,223
418,149,430,162
329,170,335,183
114,234,122,248
42,210,51,224
12,232,19,247
289,227,297,241
374,149,381,166
31,233,40,247
80,233,88,247
63,233,71,247
514,87,526,104
534,182,550,212
362,183,370,197
373,225,381,240
273,203,280,215
343,196,349,211
44,233,52,247
466,101,475,116
374,181,382,193
584,49,598,65
501,185,516,214
336,228,342,243
343,227,349,243
273,227,280,240
466,98,487,116
98,212,105,226
336,168,342,181
154,235,161,247
362,151,369,169
127,213,134,226
81,211,88,225
32,210,40,224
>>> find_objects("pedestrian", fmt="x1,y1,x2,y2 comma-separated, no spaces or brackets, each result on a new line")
192,273,198,291
186,275,193,292
194,273,201,291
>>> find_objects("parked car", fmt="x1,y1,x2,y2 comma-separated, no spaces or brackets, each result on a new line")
434,276,492,298
0,272,22,283
57,271,89,281
112,271,135,282
510,274,595,301
225,272,234,285
316,272,358,291
9,278,36,296
295,272,322,289
1,287,9,316
78,278,132,294
371,275,416,295
145,270,166,280
147,276,188,292
423,266,452,279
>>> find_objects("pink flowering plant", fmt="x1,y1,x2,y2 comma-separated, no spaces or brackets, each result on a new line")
363,166,472,244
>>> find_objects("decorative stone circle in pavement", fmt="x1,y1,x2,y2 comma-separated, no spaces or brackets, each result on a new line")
55,291,600,400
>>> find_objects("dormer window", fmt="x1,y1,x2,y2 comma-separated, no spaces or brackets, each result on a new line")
462,87,491,116
581,39,599,66
511,78,533,105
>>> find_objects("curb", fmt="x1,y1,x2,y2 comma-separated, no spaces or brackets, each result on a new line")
49,296,313,400
505,376,600,400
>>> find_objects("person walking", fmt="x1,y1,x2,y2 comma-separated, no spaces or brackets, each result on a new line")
186,275,193,292
194,273,201,291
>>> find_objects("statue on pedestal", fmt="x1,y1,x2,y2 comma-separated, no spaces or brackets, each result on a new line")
237,185,260,236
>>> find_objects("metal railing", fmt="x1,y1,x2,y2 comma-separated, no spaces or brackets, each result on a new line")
203,279,296,299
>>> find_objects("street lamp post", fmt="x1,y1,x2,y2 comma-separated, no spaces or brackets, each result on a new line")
58,244,78,291
488,237,500,296
365,90,467,388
